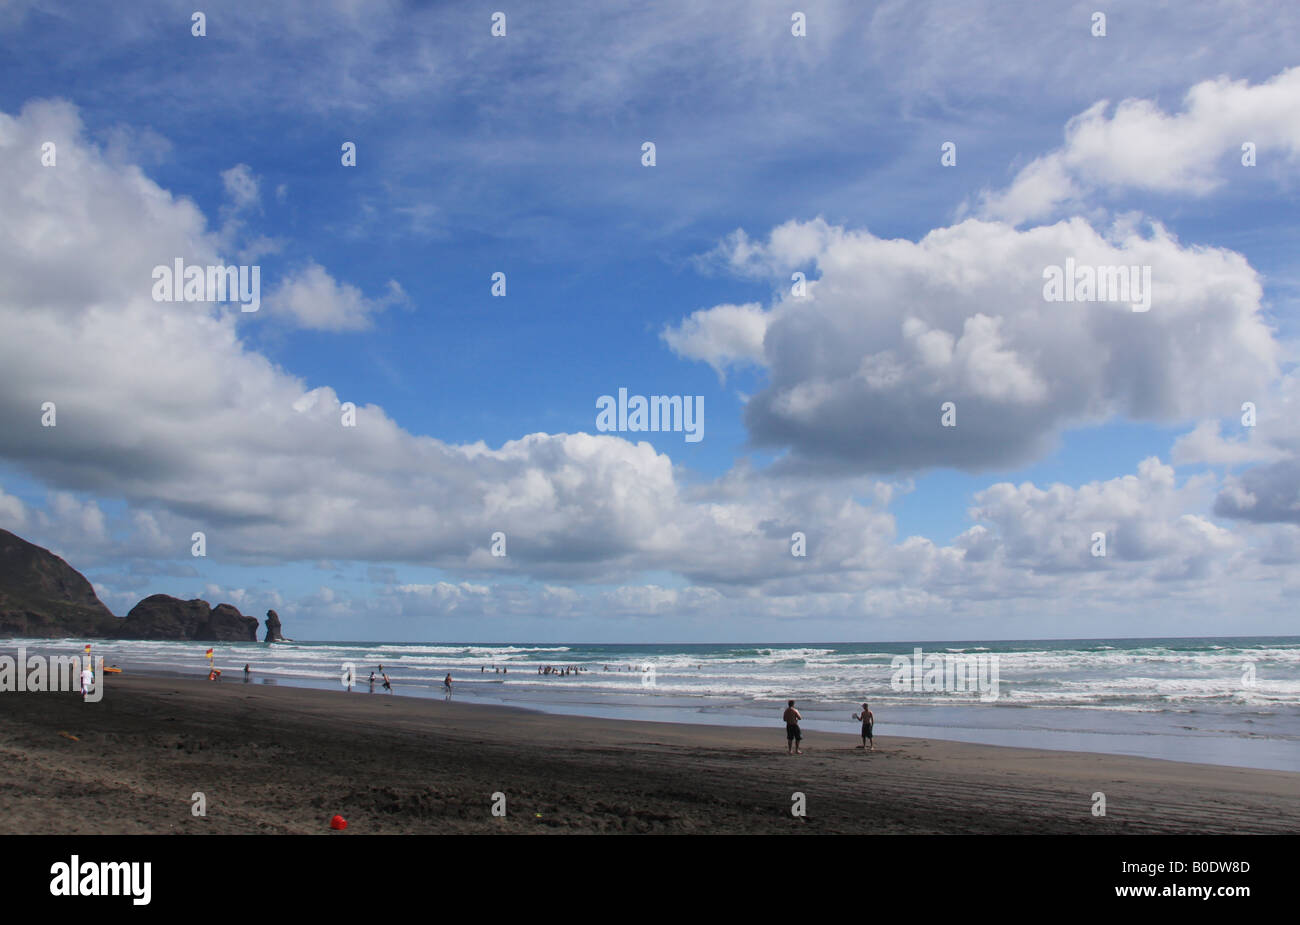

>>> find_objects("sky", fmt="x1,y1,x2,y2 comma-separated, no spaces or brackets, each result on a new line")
0,0,1297,642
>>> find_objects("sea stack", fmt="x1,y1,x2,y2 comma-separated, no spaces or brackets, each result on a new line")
264,609,286,643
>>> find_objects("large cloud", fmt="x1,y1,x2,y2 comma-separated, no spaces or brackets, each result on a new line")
667,216,1278,474
0,98,906,587
0,101,663,570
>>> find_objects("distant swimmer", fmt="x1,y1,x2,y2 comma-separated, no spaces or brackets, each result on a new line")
783,700,803,755
852,702,874,751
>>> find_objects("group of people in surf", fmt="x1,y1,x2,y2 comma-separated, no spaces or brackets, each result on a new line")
365,666,454,698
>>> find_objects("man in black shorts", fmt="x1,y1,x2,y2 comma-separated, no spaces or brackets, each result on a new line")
783,700,803,755
853,702,874,751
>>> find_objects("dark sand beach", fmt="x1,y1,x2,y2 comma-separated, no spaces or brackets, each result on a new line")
2,676,1297,834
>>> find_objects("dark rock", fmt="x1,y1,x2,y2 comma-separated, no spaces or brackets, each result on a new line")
209,603,259,641
0,529,120,637
121,594,258,642
264,609,286,643
0,528,272,641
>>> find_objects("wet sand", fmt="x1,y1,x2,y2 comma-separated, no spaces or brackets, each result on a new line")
2,676,1297,834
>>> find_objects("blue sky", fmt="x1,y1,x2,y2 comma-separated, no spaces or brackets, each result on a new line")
1,1,1297,641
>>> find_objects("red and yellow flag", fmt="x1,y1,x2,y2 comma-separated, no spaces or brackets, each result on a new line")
205,648,214,659
83,644,91,655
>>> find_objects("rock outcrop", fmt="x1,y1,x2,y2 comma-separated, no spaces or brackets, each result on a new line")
264,609,286,643
120,595,260,641
0,529,120,638
0,528,282,641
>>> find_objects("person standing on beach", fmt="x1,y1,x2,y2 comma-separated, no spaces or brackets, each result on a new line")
381,671,392,693
783,700,803,755
443,673,453,698
80,664,93,700
852,702,874,751
243,663,250,683
368,672,375,693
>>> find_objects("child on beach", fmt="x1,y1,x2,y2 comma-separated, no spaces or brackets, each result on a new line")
852,703,874,751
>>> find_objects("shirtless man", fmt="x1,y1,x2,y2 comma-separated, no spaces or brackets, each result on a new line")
852,702,875,750
783,700,803,755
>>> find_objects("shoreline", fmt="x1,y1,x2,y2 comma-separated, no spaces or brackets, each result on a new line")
7,644,1297,773
91,663,1300,774
2,676,1298,834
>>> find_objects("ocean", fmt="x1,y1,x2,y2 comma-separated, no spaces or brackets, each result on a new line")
9,636,1299,772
